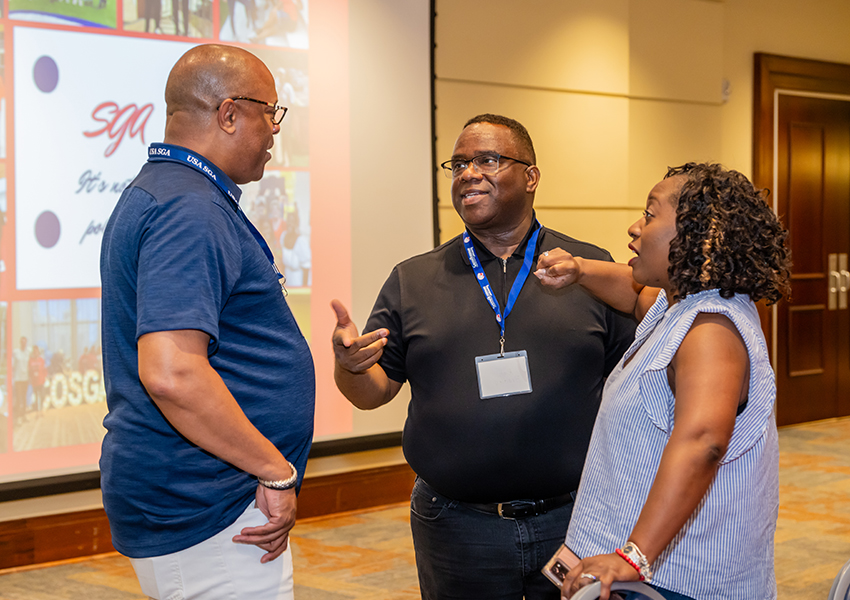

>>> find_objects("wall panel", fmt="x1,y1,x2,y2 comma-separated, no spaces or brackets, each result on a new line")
436,0,629,94
535,208,640,263
628,99,723,205
435,80,629,247
629,0,724,103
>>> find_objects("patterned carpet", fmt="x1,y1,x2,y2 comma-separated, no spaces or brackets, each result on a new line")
0,505,418,600
775,417,850,599
1,417,849,600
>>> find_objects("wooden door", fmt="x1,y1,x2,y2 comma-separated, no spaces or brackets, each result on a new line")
775,94,850,425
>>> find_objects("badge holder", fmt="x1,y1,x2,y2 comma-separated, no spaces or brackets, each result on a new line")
476,350,532,399
463,224,540,400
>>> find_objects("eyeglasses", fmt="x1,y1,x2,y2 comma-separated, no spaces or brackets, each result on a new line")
227,96,289,124
440,153,531,179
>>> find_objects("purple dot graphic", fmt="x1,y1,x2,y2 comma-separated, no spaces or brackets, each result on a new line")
35,211,61,248
34,56,59,93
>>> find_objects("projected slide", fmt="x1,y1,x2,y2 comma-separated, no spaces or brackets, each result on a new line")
15,29,176,291
0,0,353,484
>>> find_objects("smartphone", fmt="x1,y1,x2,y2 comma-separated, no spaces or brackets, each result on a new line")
542,543,581,587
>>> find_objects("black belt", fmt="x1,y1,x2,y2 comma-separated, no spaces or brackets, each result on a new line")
463,491,576,520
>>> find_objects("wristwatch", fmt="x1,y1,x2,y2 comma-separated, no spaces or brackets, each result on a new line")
257,462,298,490
621,541,654,582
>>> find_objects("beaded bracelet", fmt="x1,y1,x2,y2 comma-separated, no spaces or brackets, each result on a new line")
258,461,298,490
615,548,646,581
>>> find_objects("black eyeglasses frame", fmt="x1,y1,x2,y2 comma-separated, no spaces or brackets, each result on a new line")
225,96,289,125
440,153,532,179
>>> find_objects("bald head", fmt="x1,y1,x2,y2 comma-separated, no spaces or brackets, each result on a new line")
162,44,280,184
165,44,271,119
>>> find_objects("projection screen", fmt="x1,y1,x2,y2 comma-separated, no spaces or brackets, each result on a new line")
0,0,434,487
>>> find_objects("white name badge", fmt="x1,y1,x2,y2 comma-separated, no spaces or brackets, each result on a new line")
475,351,533,399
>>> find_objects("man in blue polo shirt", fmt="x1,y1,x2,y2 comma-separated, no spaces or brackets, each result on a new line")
100,44,314,600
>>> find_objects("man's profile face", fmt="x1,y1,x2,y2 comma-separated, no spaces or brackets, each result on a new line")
450,122,534,234
230,64,280,184
20,337,27,350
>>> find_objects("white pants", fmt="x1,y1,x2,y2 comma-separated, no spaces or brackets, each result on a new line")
129,502,294,600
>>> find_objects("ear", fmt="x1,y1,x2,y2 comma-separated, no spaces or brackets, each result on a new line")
216,98,238,134
525,165,541,193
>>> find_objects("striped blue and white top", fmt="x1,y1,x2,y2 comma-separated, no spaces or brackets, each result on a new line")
566,289,778,600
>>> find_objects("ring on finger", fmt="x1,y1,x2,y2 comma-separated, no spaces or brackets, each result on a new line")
580,573,598,581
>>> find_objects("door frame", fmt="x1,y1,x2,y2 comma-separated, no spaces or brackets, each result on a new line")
753,53,850,367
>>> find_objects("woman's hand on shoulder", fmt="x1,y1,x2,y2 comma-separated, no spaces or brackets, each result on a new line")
561,553,640,600
535,248,582,289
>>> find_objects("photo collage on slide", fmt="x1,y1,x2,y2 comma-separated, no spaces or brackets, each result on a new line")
0,1,311,466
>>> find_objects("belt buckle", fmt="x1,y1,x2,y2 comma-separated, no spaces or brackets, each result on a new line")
497,503,514,520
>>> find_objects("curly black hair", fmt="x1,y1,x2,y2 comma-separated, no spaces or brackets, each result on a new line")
665,162,791,305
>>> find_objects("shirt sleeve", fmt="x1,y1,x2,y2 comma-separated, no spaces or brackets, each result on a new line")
136,194,242,355
637,299,777,463
719,315,777,464
364,267,407,383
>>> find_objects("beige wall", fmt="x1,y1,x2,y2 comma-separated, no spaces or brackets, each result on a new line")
435,0,850,263
321,0,433,441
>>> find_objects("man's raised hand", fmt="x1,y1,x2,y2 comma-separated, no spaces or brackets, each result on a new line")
331,299,389,373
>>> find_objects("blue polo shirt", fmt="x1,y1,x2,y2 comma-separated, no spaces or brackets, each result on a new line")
100,158,315,558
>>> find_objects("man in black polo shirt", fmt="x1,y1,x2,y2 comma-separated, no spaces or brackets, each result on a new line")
331,114,635,600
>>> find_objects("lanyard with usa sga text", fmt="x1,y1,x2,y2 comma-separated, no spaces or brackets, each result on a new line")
147,143,285,291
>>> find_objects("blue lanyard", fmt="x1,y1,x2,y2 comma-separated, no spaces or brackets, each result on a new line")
462,222,541,355
147,143,283,282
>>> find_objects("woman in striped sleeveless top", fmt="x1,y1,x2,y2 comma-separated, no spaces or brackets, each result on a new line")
535,163,791,600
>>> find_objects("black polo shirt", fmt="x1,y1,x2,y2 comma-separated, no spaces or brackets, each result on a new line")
365,222,636,503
